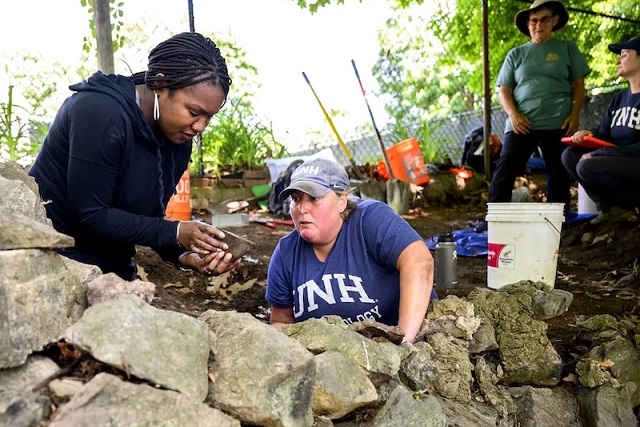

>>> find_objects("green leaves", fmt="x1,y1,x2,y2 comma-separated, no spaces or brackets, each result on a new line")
79,0,127,56
295,0,348,14
0,85,46,165
199,97,288,177
372,0,639,140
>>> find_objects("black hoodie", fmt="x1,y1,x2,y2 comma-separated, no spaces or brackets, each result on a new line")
29,71,191,279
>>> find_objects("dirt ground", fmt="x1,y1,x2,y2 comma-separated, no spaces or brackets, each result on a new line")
135,173,640,368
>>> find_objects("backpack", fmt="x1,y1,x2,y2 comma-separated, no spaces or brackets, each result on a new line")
461,126,501,176
268,159,304,217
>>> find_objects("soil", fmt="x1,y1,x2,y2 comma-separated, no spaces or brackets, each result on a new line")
135,173,640,371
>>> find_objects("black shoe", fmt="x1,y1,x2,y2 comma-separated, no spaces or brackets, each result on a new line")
590,206,638,225
473,220,488,233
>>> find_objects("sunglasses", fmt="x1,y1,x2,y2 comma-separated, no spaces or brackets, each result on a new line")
528,15,556,25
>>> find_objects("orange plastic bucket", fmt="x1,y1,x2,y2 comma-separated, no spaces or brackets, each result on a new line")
386,138,431,185
165,169,191,221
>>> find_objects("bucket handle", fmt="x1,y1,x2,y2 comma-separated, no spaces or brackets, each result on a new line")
544,217,561,235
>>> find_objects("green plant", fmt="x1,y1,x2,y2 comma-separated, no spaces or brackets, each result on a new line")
0,85,46,166
199,97,288,177
417,121,438,163
0,54,70,166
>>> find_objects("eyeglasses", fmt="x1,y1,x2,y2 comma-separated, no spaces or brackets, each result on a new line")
528,15,555,25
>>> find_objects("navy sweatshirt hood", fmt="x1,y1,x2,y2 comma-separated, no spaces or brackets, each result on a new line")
70,72,159,148
28,70,192,279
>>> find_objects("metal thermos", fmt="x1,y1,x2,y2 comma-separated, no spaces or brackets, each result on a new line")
435,232,458,289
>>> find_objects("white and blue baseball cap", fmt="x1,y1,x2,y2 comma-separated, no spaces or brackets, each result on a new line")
279,158,349,202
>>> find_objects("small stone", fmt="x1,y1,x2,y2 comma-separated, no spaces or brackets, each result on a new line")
220,229,256,261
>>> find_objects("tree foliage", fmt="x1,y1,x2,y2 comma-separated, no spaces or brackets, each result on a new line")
370,0,640,127
80,0,127,55
293,0,640,119
295,0,422,13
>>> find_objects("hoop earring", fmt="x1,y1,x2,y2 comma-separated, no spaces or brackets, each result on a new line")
153,91,160,120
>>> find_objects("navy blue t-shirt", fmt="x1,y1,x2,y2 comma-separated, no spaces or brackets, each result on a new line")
266,199,422,326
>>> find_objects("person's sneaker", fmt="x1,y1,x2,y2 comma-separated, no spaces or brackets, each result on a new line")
590,206,638,225
589,211,609,225
473,220,488,233
609,206,638,222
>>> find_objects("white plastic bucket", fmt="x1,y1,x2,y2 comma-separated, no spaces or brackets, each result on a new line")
578,184,600,215
486,203,564,289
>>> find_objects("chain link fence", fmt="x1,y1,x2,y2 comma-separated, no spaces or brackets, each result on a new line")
312,82,629,169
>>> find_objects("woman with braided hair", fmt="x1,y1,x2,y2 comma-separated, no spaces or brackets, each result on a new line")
29,32,239,280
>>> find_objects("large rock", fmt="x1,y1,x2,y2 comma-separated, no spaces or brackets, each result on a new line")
586,337,640,406
509,385,581,427
0,169,49,225
420,295,481,340
0,213,73,250
0,161,40,196
0,249,87,368
469,285,563,386
50,373,240,426
282,316,401,377
474,357,516,418
576,383,637,427
64,295,210,401
86,272,156,306
373,385,447,426
435,396,500,427
199,309,315,427
419,333,474,403
0,355,59,412
312,350,378,419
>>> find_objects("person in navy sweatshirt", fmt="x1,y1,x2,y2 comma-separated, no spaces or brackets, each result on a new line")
562,36,640,224
29,32,239,280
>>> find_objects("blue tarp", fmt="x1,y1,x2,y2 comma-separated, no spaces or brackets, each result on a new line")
425,211,598,258
426,227,488,257
565,211,597,224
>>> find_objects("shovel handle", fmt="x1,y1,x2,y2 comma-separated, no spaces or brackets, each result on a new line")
302,71,366,181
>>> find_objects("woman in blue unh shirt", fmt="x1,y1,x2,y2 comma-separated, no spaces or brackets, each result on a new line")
265,158,436,344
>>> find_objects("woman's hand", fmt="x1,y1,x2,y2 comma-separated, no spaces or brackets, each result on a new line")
571,129,593,143
177,220,228,256
509,112,531,134
180,251,240,276
562,113,581,136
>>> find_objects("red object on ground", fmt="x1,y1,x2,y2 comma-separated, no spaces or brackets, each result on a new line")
376,160,390,181
561,136,615,149
450,166,473,180
248,216,294,229
270,219,295,227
